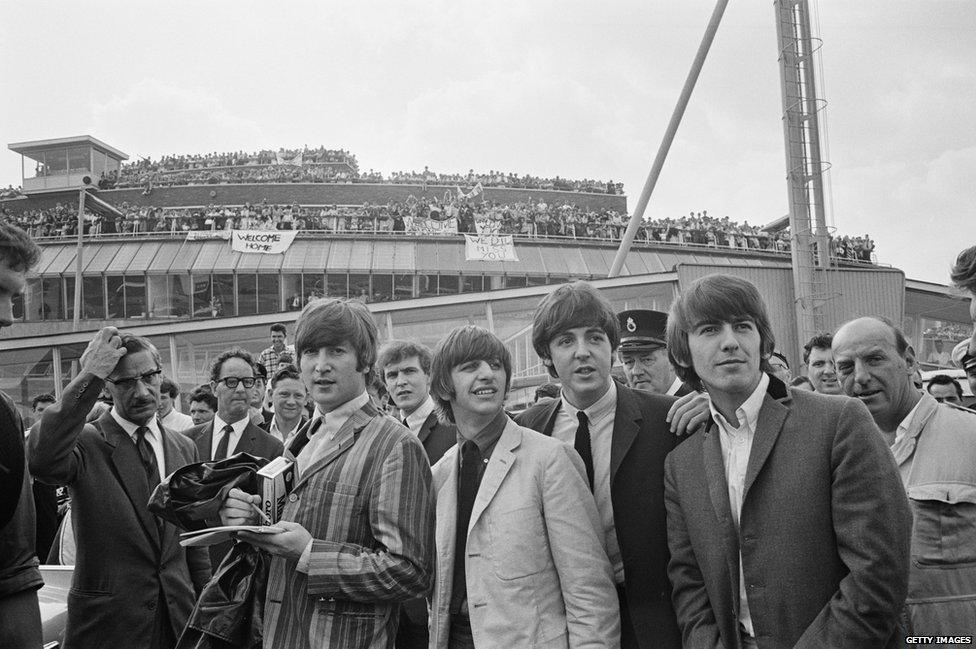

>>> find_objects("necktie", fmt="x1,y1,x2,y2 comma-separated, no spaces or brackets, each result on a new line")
575,411,595,491
451,440,481,613
213,424,233,461
135,426,160,492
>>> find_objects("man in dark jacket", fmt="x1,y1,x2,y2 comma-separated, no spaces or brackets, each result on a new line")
515,281,682,649
0,222,44,649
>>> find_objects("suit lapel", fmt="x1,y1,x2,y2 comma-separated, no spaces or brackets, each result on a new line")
435,447,460,601
610,386,640,484
468,421,519,533
236,422,258,455
701,422,741,610
99,413,161,552
418,412,439,445
741,394,789,503
291,406,372,490
537,398,561,436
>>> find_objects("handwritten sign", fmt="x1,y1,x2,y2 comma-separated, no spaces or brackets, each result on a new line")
186,230,231,241
230,230,298,254
464,234,519,262
406,217,458,235
474,218,501,236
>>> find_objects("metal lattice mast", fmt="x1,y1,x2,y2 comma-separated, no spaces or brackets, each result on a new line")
774,0,831,343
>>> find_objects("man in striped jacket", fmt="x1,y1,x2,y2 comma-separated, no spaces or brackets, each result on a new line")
221,298,435,649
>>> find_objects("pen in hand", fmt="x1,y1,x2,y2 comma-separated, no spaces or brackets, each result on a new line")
250,502,274,526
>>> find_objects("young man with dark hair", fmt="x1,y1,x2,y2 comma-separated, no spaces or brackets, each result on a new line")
376,339,456,648
219,298,434,649
158,377,193,432
833,316,976,632
187,387,217,426
261,365,308,445
0,222,44,648
802,332,843,395
664,274,911,648
428,325,619,648
30,329,212,649
516,281,682,649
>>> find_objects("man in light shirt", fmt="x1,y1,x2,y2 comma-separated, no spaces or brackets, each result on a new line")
158,377,193,432
219,298,434,649
833,316,976,636
663,274,911,648
261,365,308,446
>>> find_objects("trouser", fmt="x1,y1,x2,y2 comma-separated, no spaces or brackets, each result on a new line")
617,583,639,649
0,588,42,649
448,612,475,649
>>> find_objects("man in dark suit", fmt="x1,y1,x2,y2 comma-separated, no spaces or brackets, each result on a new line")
663,274,912,648
617,309,695,397
516,282,682,649
184,348,283,567
30,329,211,649
184,348,283,464
377,340,456,648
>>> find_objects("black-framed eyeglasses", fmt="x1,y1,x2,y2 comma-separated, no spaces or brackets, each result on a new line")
218,376,256,389
106,368,163,388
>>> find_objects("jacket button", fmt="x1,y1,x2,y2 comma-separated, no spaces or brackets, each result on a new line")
288,493,298,502
148,600,157,610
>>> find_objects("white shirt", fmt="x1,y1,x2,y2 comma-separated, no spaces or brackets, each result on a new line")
111,408,165,482
402,396,435,437
160,408,194,433
210,415,249,460
268,415,304,447
296,391,370,476
891,396,925,473
708,372,769,639
665,376,685,396
552,380,624,583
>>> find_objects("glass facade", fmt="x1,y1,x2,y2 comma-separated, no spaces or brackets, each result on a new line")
0,278,677,417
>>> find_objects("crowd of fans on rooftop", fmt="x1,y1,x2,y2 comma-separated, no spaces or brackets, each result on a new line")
84,146,625,195
1,200,877,263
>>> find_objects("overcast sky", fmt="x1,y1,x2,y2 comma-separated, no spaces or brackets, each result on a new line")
2,1,973,285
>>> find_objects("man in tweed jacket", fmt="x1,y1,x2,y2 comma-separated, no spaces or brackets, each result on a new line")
222,298,435,649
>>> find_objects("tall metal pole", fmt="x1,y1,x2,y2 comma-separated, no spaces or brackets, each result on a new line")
72,189,85,332
608,0,730,277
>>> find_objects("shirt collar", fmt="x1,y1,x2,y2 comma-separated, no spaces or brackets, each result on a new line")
894,393,927,446
666,376,684,396
560,380,617,426
270,415,303,440
310,391,370,437
403,396,435,430
457,408,508,456
708,372,769,433
212,414,250,436
111,407,162,440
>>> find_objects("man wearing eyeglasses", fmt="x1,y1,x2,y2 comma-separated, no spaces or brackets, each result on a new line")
29,328,213,649
184,348,283,566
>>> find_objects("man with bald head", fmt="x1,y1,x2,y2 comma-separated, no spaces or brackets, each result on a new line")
833,316,976,635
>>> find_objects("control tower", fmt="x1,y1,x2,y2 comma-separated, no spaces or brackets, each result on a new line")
7,135,127,195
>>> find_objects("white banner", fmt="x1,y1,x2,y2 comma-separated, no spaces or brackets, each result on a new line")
406,217,458,235
231,230,299,254
186,230,231,240
474,217,501,236
464,234,519,262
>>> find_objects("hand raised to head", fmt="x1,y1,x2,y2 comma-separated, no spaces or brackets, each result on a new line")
80,327,127,379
